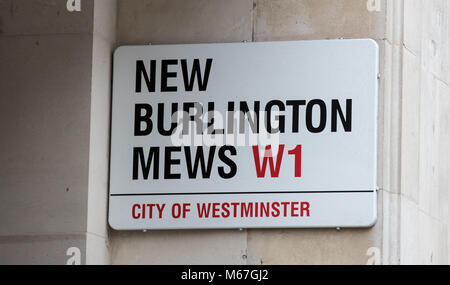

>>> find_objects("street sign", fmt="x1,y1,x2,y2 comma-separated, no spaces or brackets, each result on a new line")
109,39,378,230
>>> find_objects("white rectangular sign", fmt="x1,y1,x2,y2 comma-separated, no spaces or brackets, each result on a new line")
109,39,378,230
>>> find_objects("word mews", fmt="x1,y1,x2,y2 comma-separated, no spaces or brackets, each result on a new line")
132,144,302,180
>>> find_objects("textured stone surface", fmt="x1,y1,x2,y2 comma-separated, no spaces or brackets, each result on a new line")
0,0,93,264
0,34,92,236
0,0,93,36
401,48,420,203
0,234,85,265
247,228,378,265
398,0,450,264
85,0,117,265
110,230,247,264
254,0,386,41
117,0,253,45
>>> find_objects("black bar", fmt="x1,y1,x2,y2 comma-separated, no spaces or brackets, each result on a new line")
1,265,448,283
110,190,375,197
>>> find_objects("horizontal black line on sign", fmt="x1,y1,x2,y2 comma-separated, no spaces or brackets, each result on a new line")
110,190,375,197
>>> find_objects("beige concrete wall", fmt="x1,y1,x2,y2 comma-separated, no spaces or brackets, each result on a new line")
0,0,116,265
381,0,450,265
110,0,387,265
398,0,450,264
0,0,94,264
86,0,117,265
